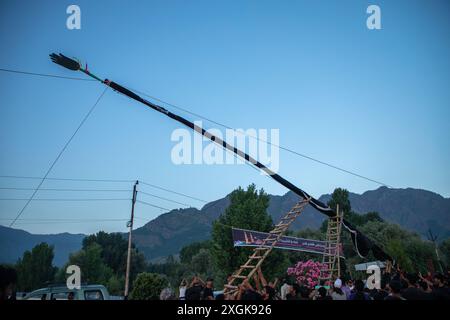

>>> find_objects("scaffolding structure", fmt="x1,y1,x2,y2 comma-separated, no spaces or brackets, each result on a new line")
319,205,343,284
224,198,311,296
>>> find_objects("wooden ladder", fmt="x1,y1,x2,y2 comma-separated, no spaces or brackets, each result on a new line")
319,207,343,284
224,198,311,296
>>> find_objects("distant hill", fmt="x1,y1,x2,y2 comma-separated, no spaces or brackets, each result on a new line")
1,187,449,264
131,186,450,262
0,225,85,266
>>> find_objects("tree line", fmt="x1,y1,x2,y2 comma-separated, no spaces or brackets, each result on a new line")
3,185,450,298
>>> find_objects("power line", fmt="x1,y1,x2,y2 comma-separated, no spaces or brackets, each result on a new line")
135,200,171,211
138,190,191,207
1,66,392,187
0,176,207,204
0,187,129,192
139,180,208,203
0,198,130,201
0,175,134,183
133,88,392,188
0,68,96,81
6,220,128,225
0,218,129,221
134,216,152,222
8,87,109,227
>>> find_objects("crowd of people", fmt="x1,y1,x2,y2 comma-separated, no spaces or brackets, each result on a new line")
3,263,450,301
174,268,450,301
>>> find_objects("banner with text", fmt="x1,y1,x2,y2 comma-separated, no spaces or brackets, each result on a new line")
232,227,343,257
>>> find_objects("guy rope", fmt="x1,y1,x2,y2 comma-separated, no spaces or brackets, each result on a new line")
49,53,392,293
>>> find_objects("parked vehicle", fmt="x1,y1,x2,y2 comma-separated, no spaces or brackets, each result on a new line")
23,284,110,300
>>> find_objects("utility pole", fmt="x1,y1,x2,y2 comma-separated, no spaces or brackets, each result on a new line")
124,180,138,299
427,229,443,273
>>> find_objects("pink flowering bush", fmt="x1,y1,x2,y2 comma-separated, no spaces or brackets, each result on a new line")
286,260,328,288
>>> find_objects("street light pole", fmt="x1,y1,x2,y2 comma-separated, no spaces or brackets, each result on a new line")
124,180,138,298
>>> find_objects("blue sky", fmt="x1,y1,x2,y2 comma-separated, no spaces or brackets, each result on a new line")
0,0,449,234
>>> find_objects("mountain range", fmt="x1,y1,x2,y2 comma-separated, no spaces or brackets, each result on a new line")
1,186,449,266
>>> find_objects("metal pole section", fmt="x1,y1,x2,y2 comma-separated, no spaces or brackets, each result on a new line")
48,53,392,262
124,180,138,298
336,204,341,279
428,229,443,273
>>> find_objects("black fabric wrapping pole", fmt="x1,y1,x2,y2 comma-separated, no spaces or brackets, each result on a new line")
106,80,390,261
49,53,391,261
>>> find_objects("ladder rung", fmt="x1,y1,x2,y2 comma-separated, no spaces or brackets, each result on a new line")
233,275,248,279
250,256,262,259
224,284,238,289
240,265,256,269
275,223,290,228
255,247,270,250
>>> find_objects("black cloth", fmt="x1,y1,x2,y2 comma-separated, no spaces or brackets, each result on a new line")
431,286,450,300
372,289,389,301
202,287,214,300
401,287,427,300
185,285,203,300
286,293,298,300
384,295,405,300
242,289,263,301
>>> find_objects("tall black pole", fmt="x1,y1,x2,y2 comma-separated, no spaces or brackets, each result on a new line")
428,229,443,273
124,180,139,298
49,53,391,262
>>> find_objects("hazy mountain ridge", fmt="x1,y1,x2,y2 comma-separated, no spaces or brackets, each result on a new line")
0,225,85,266
1,187,449,265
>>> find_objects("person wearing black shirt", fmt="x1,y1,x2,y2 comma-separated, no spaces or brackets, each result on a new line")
242,289,263,300
316,286,332,300
372,278,389,301
0,266,17,300
385,280,405,300
431,273,450,300
237,280,262,300
402,273,427,300
202,278,215,300
286,284,300,300
185,276,204,300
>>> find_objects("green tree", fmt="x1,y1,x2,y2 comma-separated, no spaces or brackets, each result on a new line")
82,231,146,281
16,243,56,291
179,241,211,264
65,243,113,284
190,248,213,276
211,184,286,283
106,275,123,296
321,188,352,233
327,188,351,215
360,220,437,273
130,273,168,300
439,238,450,268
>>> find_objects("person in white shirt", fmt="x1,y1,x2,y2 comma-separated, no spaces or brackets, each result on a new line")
179,279,187,300
331,279,347,300
280,278,290,300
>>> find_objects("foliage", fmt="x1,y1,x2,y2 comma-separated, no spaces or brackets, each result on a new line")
179,241,211,264
360,221,438,273
327,188,351,215
82,231,146,281
55,231,147,294
130,272,168,300
211,184,286,283
191,249,213,276
106,275,124,296
64,243,113,284
287,260,327,288
15,243,57,291
439,238,450,269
